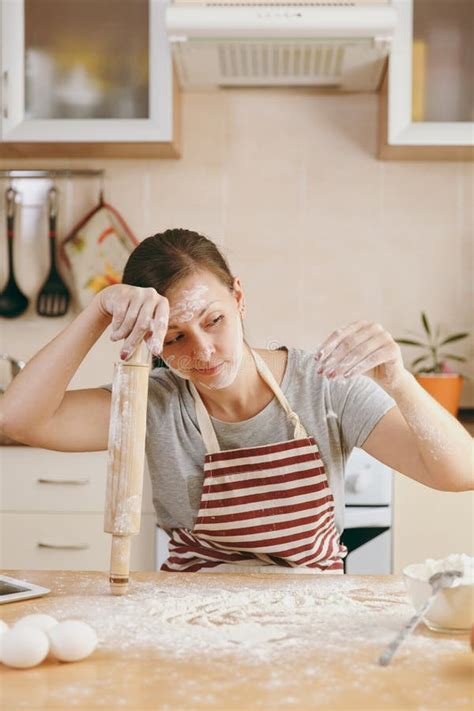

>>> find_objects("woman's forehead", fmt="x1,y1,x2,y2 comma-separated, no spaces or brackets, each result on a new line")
167,272,229,305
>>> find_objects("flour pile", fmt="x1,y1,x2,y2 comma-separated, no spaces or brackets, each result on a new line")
407,554,474,587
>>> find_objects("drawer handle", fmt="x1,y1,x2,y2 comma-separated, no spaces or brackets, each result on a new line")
37,542,90,551
37,477,90,485
2,71,8,119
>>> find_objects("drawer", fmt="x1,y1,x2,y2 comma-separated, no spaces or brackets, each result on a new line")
0,447,154,514
0,512,156,571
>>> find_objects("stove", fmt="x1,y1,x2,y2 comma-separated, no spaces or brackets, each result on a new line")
341,447,393,574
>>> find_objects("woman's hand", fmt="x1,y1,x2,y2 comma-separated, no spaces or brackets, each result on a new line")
94,284,169,360
314,320,408,390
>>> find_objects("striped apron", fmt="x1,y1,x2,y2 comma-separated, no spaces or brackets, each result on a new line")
161,350,347,574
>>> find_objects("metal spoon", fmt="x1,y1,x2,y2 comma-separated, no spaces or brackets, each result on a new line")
378,569,462,666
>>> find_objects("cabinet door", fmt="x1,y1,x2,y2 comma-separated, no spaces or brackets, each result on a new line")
0,0,173,143
1,448,154,514
1,512,156,570
380,0,473,158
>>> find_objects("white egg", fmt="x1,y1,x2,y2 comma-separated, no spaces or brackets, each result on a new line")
48,620,97,662
15,613,58,633
0,626,49,668
0,620,9,636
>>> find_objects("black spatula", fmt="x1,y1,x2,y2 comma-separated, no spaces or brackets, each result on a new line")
36,187,70,317
0,187,29,318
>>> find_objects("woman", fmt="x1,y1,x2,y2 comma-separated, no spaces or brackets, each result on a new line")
1,229,471,573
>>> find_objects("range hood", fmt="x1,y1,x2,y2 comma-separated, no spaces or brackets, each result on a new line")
165,1,397,91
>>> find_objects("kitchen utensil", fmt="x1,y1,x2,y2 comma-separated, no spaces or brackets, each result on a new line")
378,570,462,666
403,559,474,632
104,342,150,595
0,188,29,318
36,187,70,317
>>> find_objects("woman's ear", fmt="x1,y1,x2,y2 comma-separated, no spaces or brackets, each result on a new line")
232,276,245,311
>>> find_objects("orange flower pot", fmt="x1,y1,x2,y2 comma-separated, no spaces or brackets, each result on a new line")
415,374,464,416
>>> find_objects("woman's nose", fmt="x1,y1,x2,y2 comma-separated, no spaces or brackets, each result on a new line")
189,335,215,360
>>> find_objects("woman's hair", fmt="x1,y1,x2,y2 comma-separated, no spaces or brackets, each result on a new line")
122,228,245,368
122,228,235,295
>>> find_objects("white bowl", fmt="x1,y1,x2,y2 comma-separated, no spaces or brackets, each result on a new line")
403,562,474,633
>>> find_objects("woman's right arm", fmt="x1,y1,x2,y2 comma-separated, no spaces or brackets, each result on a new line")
0,285,168,452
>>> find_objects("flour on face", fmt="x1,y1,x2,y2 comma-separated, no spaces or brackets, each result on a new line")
161,279,245,390
169,285,209,325
196,315,244,391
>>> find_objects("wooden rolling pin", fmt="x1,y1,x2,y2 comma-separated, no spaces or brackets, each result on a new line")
104,342,150,595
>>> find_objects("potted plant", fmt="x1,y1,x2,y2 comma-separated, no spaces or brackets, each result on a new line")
396,312,470,416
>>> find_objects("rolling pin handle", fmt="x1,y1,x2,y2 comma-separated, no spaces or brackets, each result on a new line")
109,535,132,596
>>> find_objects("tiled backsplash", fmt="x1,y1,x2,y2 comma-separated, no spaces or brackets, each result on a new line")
1,88,473,402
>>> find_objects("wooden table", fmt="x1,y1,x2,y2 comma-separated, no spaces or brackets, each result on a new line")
1,570,472,710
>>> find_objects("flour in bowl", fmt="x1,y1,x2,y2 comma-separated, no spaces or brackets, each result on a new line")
407,553,474,586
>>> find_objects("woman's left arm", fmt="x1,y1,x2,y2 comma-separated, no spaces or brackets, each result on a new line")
315,320,473,492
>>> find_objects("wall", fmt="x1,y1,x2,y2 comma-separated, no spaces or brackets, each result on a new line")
1,88,473,571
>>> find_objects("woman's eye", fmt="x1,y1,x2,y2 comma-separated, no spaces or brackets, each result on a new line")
208,315,224,327
164,334,183,346
164,316,223,346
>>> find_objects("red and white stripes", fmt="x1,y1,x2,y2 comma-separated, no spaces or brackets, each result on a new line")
162,437,346,573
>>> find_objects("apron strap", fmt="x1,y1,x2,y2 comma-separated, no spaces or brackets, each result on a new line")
191,381,222,454
189,349,309,454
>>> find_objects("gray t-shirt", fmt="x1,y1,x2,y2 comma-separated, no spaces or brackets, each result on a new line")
102,347,396,535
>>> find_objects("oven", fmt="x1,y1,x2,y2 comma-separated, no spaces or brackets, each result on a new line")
341,447,393,574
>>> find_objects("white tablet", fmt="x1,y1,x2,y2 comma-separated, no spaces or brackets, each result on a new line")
0,575,51,604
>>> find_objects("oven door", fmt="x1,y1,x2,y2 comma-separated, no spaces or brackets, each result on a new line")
341,506,393,574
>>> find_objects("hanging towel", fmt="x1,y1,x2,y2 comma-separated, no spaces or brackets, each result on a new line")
61,198,139,309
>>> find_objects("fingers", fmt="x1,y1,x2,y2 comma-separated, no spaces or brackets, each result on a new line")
106,286,167,360
342,344,396,379
146,301,170,357
314,321,393,378
314,321,371,363
110,291,142,343
120,302,157,360
318,324,384,373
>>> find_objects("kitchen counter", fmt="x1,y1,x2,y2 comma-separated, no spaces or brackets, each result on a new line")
1,570,473,710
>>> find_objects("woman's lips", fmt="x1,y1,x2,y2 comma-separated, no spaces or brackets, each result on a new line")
194,362,223,375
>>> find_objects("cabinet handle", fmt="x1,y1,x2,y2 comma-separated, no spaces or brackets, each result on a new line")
2,71,8,119
37,477,90,485
37,542,90,551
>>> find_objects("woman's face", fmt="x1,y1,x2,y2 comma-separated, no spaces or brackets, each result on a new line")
160,270,245,390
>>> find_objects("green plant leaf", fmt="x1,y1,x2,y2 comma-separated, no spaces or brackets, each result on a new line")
411,356,428,368
411,356,428,367
439,332,469,346
421,312,431,338
439,354,466,362
395,338,426,347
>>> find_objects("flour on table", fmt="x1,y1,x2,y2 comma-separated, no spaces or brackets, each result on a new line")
21,574,466,663
13,573,471,711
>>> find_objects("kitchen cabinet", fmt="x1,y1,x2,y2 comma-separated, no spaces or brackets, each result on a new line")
0,447,156,570
0,0,181,158
378,0,473,160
